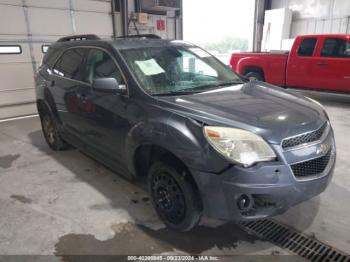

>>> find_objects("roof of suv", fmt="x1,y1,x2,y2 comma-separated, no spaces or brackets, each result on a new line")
43,34,193,67
53,34,193,50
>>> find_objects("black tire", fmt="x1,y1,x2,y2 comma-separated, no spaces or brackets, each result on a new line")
245,72,264,81
39,109,69,151
148,161,202,232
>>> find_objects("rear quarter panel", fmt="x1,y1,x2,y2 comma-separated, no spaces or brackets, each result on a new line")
230,53,288,86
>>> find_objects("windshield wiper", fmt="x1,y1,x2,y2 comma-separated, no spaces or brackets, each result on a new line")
192,80,244,91
153,90,204,96
216,80,244,87
152,80,244,96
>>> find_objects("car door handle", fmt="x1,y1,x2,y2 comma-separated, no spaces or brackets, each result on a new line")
317,62,328,66
344,76,350,80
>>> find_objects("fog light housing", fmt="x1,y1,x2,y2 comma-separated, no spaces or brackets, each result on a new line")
237,194,253,211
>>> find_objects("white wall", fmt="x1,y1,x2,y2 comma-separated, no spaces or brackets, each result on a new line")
0,0,113,119
270,0,350,37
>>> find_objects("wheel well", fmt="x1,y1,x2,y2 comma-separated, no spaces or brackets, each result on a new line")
134,145,201,197
36,100,46,116
244,66,265,79
134,145,188,177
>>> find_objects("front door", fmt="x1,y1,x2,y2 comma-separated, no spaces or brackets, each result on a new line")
77,47,131,167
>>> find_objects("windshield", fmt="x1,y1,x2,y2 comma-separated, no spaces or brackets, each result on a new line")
120,45,242,96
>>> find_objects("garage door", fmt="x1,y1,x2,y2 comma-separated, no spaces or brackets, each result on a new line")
0,0,113,119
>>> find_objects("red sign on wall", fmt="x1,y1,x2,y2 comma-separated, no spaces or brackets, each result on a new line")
156,19,166,31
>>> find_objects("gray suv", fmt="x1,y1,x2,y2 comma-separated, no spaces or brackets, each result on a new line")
35,34,336,231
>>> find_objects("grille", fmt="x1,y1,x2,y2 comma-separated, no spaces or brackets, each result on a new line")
241,219,350,262
282,123,327,150
291,149,332,178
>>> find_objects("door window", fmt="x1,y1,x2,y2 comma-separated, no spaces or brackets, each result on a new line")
53,48,86,80
297,38,317,56
321,38,350,58
83,48,125,85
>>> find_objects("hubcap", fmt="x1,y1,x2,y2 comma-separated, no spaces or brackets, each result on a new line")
151,172,186,225
43,115,55,145
248,76,258,81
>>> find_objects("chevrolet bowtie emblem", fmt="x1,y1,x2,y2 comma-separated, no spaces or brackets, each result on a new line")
316,144,328,155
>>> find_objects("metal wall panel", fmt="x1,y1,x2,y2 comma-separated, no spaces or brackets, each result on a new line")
25,0,70,9
0,6,27,35
74,11,112,37
0,0,114,119
0,0,22,5
73,0,110,12
271,0,350,37
27,8,73,36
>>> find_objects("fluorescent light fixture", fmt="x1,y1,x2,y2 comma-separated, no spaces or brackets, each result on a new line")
0,45,21,54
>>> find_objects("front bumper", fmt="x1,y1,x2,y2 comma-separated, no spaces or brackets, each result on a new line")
191,127,336,221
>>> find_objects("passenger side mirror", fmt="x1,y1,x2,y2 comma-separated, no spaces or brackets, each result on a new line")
92,78,126,95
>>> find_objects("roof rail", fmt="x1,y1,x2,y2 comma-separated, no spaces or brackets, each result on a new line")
117,34,161,39
57,34,101,42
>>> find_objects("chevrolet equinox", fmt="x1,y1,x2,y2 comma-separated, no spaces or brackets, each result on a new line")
35,34,336,231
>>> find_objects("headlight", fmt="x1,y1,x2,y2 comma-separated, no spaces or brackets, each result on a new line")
203,126,276,167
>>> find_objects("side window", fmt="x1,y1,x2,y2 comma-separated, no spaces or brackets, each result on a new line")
321,38,350,58
53,48,86,80
297,38,317,56
83,49,124,84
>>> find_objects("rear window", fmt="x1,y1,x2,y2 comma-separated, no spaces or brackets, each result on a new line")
321,38,350,58
42,45,62,67
297,38,317,56
53,48,86,81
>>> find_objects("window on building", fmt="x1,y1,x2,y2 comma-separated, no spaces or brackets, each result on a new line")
53,48,86,80
321,38,350,58
297,38,317,56
0,45,22,54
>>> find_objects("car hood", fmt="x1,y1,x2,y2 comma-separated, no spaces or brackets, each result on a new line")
155,81,327,144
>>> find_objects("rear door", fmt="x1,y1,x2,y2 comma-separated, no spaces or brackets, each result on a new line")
312,37,350,92
49,47,89,141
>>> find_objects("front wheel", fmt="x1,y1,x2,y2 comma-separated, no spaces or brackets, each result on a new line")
148,161,202,232
245,72,264,81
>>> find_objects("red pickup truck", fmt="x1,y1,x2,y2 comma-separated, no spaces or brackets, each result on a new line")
230,34,350,93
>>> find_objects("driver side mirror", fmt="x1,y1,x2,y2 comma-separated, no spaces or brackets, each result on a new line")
92,78,127,95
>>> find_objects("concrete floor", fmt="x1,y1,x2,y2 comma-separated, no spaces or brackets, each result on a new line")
0,90,349,259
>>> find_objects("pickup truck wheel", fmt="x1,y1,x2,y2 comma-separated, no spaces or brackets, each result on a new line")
245,72,264,81
40,110,69,151
148,161,202,232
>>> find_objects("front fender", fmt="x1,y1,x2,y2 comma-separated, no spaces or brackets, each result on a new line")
124,113,229,175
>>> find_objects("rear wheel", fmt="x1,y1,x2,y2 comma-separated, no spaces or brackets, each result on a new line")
40,110,68,151
148,161,202,232
245,72,264,81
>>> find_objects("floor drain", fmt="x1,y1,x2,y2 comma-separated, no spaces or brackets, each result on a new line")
241,219,350,262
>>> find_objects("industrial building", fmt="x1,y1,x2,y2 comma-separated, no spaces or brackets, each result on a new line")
0,0,349,260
